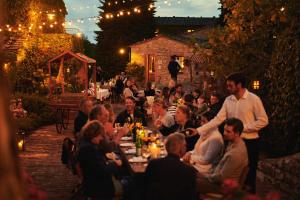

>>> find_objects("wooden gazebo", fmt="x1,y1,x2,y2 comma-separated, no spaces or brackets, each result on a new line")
48,51,96,95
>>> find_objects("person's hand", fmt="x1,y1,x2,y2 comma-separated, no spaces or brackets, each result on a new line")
118,126,129,137
154,120,162,127
114,159,122,167
182,152,192,163
186,128,198,136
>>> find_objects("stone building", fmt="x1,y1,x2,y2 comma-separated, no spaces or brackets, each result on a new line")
129,28,212,85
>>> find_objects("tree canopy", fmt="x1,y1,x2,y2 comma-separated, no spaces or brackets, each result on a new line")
95,0,156,79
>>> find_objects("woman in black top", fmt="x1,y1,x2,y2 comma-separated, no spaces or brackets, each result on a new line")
78,121,123,199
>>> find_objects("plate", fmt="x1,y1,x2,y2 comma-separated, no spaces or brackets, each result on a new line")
120,143,133,147
129,156,148,163
121,136,132,141
125,149,136,154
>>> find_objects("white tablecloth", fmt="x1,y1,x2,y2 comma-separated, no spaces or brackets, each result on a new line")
96,89,110,100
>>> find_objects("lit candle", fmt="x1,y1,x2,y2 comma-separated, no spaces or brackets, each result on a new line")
150,143,160,159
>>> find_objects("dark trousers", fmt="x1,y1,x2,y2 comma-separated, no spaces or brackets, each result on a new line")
171,75,177,83
243,138,260,193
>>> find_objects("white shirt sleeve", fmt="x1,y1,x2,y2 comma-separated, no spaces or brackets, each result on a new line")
243,96,269,133
196,99,228,135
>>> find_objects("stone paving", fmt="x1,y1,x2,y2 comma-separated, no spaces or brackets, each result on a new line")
19,125,78,200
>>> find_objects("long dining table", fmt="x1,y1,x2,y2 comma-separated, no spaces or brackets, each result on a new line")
119,131,167,173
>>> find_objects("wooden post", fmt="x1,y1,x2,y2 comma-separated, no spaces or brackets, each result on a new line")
60,57,65,94
94,65,97,97
48,61,52,95
84,62,88,96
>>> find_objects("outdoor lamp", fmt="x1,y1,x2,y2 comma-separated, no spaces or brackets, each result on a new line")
47,13,55,20
119,48,125,55
17,131,26,151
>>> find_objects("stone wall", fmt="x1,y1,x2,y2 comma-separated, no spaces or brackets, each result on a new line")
131,36,193,85
257,153,300,200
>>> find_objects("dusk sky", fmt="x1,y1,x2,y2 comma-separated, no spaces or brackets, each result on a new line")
64,0,220,43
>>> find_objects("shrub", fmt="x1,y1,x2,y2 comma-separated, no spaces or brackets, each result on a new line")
125,62,145,86
13,93,55,132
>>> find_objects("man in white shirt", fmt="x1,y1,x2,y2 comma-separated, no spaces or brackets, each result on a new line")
191,72,268,193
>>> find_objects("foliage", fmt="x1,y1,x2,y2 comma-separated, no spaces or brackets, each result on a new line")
206,0,300,156
95,0,156,79
14,93,55,132
11,34,73,93
263,0,300,156
125,62,145,86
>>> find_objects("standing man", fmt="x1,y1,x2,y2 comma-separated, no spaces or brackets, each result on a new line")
191,72,268,193
168,55,181,83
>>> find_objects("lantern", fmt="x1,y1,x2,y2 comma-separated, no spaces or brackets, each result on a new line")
17,131,26,151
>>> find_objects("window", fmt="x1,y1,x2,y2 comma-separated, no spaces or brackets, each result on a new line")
253,80,260,90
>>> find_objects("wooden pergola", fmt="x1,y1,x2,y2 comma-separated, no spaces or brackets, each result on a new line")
48,51,96,95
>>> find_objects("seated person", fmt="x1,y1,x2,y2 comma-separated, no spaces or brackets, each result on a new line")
209,92,224,118
192,88,201,102
145,133,197,200
15,100,28,118
174,84,184,99
89,105,128,144
184,94,199,126
196,118,248,194
175,105,199,151
10,99,18,118
115,97,147,126
182,112,224,174
152,98,176,136
78,121,123,199
144,82,155,97
123,79,137,100
74,99,93,138
104,103,116,123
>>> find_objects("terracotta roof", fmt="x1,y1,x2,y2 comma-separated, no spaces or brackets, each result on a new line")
48,51,96,64
76,53,96,64
130,28,212,47
155,17,218,27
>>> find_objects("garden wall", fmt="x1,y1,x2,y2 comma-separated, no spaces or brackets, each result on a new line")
257,153,300,200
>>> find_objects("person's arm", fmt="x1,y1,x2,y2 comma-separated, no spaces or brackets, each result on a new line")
196,100,228,135
123,88,132,98
207,154,238,184
191,139,223,165
243,97,269,133
114,112,125,126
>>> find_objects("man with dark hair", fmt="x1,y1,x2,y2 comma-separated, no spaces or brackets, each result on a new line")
168,55,181,83
196,118,248,194
145,133,197,200
115,97,147,126
192,72,268,193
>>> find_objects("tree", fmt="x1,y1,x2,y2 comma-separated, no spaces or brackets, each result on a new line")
206,0,300,156
265,0,300,155
217,0,229,26
95,0,156,79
